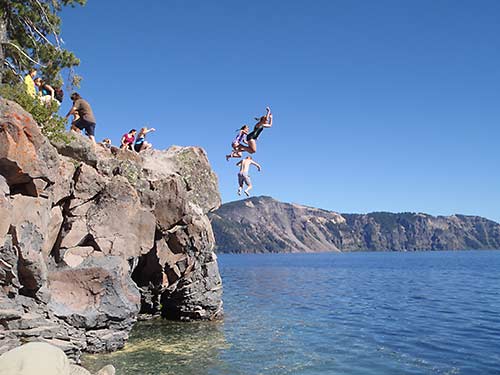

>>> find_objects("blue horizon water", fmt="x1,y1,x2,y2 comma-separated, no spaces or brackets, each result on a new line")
84,250,500,374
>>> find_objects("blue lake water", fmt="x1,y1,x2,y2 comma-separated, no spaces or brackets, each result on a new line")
84,251,500,374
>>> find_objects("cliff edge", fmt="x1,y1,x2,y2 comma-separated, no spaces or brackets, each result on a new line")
0,98,223,360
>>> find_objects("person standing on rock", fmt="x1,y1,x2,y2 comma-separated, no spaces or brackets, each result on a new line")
236,156,261,196
65,93,97,144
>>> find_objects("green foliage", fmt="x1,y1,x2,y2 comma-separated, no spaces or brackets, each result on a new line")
0,0,86,86
0,83,70,143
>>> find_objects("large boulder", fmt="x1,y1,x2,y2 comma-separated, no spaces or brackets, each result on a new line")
0,100,60,197
48,257,140,352
142,146,221,213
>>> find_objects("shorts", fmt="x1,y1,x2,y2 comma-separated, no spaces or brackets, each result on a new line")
134,143,143,152
238,172,251,187
73,118,96,137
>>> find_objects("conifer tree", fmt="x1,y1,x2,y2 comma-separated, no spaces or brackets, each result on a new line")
0,0,86,85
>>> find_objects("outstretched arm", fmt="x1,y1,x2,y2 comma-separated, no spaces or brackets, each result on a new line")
65,105,77,119
251,160,262,171
145,127,156,134
45,84,55,99
263,107,273,128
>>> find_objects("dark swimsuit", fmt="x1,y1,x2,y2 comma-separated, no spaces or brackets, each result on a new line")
134,136,145,152
246,126,264,141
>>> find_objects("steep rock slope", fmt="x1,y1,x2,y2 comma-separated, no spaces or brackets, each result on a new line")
0,98,223,360
209,196,500,252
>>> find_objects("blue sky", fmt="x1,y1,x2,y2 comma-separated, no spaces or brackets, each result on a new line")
59,0,500,222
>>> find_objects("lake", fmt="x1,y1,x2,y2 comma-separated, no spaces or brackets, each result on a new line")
83,250,500,374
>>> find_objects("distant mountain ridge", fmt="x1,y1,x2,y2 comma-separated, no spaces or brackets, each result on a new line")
209,196,500,253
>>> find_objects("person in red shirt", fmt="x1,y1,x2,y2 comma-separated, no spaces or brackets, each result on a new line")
120,129,137,150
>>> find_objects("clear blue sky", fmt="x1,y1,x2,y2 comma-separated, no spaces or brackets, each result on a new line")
59,0,500,222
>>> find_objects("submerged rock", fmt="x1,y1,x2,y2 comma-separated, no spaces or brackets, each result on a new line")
0,98,223,360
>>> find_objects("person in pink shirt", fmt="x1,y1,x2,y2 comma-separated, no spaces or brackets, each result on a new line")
120,129,137,150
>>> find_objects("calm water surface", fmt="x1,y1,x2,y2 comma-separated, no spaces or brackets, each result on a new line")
83,251,500,374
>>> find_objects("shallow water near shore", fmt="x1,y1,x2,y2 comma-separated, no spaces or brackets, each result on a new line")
83,250,500,374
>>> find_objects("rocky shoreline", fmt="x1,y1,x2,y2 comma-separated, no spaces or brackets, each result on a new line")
0,98,223,362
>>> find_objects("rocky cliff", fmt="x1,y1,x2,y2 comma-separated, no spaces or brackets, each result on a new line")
0,98,223,360
209,196,500,252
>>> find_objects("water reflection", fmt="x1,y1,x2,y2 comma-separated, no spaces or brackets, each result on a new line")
82,319,229,375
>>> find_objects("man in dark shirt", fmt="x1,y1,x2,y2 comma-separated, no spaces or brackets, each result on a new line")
65,92,97,143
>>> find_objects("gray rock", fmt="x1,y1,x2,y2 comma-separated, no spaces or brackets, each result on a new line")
51,133,98,168
48,256,140,330
142,146,221,213
0,179,12,244
14,222,47,294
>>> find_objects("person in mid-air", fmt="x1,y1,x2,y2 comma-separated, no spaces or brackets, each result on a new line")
226,125,249,160
236,156,261,196
237,106,273,154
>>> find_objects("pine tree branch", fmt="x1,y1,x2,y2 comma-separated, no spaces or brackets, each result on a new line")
21,16,54,47
5,42,46,67
30,0,62,49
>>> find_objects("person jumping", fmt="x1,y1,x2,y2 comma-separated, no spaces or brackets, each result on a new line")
236,156,261,196
237,106,273,154
226,125,249,160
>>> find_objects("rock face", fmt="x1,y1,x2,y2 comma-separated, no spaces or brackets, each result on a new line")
209,196,500,252
0,98,223,360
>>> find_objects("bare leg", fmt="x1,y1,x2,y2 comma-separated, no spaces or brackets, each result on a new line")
227,145,244,160
237,140,256,154
244,182,252,196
